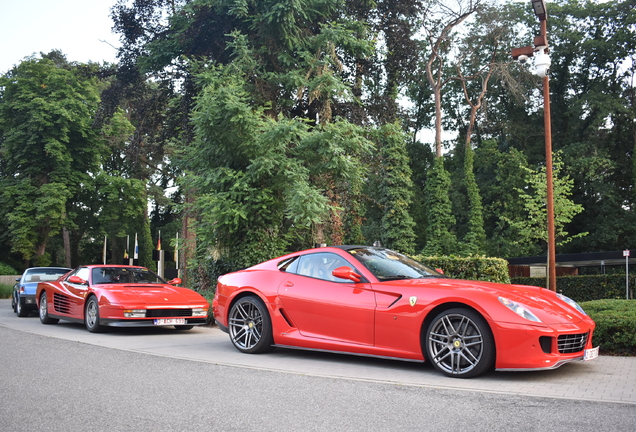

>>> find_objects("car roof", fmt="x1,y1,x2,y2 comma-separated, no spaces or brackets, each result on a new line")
26,267,72,272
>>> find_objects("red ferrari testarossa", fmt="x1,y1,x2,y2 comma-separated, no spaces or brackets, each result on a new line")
36,265,209,333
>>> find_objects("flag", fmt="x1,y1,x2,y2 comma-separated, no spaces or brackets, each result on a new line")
156,230,162,250
134,233,139,259
123,249,128,259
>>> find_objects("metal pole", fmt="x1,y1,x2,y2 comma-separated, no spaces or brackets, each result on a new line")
540,19,557,292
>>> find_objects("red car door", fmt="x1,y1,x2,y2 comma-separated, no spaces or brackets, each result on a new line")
59,267,91,318
278,252,376,346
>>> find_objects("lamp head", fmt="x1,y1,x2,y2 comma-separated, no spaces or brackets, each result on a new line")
531,0,547,21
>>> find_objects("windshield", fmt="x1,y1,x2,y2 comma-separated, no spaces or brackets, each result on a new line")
24,268,70,283
91,267,167,285
347,248,443,281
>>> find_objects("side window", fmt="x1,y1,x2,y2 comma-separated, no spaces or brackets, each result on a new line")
72,267,90,283
278,257,299,274
294,253,356,282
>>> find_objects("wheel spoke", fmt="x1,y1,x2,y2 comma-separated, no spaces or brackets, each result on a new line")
229,298,266,350
428,312,485,375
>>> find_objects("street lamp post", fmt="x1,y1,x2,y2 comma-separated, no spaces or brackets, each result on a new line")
512,0,557,291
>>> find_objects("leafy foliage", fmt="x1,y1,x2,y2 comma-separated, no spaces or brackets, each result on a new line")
501,152,587,251
512,275,635,302
581,300,636,355
422,157,457,255
0,53,107,262
411,254,510,284
184,60,373,267
372,123,416,254
0,262,18,275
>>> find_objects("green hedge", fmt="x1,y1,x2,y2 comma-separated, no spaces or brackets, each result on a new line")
410,255,511,284
0,262,18,275
511,275,634,302
581,300,636,355
0,283,12,299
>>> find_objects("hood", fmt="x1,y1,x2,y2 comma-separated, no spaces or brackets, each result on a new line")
383,278,587,325
102,284,207,306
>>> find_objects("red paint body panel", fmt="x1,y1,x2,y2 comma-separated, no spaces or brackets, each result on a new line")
36,265,209,328
214,247,597,372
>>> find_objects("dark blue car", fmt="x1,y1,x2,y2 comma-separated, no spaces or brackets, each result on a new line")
13,267,71,317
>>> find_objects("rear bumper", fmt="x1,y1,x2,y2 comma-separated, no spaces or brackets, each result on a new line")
19,294,37,309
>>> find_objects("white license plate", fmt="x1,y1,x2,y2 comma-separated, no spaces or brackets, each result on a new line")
584,346,599,361
154,318,186,326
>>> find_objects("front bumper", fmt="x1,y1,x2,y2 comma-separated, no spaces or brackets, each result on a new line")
492,319,597,371
100,318,208,327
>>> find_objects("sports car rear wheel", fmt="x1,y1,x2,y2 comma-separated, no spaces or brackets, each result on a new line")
425,308,494,378
16,296,29,317
39,292,59,325
85,296,104,333
228,296,274,354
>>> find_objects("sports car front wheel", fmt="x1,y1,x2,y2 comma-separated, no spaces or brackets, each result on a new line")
425,308,495,378
228,296,274,354
85,296,104,333
39,292,59,325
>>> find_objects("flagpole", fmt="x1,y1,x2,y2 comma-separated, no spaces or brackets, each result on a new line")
175,232,180,278
103,235,107,264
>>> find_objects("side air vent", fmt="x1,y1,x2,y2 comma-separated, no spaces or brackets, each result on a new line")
53,293,72,314
539,336,552,354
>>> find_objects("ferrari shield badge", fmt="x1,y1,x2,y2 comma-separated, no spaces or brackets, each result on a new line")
409,296,417,307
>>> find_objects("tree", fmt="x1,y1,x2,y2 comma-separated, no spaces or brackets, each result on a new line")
422,157,457,256
0,52,107,265
372,123,417,254
502,152,587,252
185,56,373,267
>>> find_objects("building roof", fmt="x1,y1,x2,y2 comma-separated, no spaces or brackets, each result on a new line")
507,250,636,267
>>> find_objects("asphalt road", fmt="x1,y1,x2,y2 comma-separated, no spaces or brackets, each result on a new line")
1,299,635,431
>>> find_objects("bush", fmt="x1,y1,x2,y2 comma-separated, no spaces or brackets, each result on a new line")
410,254,511,284
0,262,18,275
0,283,13,299
189,257,244,293
511,275,634,302
582,300,636,356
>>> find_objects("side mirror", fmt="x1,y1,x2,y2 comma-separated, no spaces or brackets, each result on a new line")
332,266,362,283
167,278,182,285
435,268,444,275
68,275,87,285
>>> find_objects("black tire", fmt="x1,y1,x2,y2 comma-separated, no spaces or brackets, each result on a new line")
39,292,59,325
174,325,194,331
228,295,274,354
425,308,495,378
11,293,16,313
85,296,105,333
16,295,29,317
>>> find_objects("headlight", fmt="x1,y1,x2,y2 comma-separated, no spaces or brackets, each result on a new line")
498,297,542,323
123,309,146,318
192,308,208,317
556,293,587,315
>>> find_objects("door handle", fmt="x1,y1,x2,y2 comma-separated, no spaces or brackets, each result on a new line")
285,281,294,287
